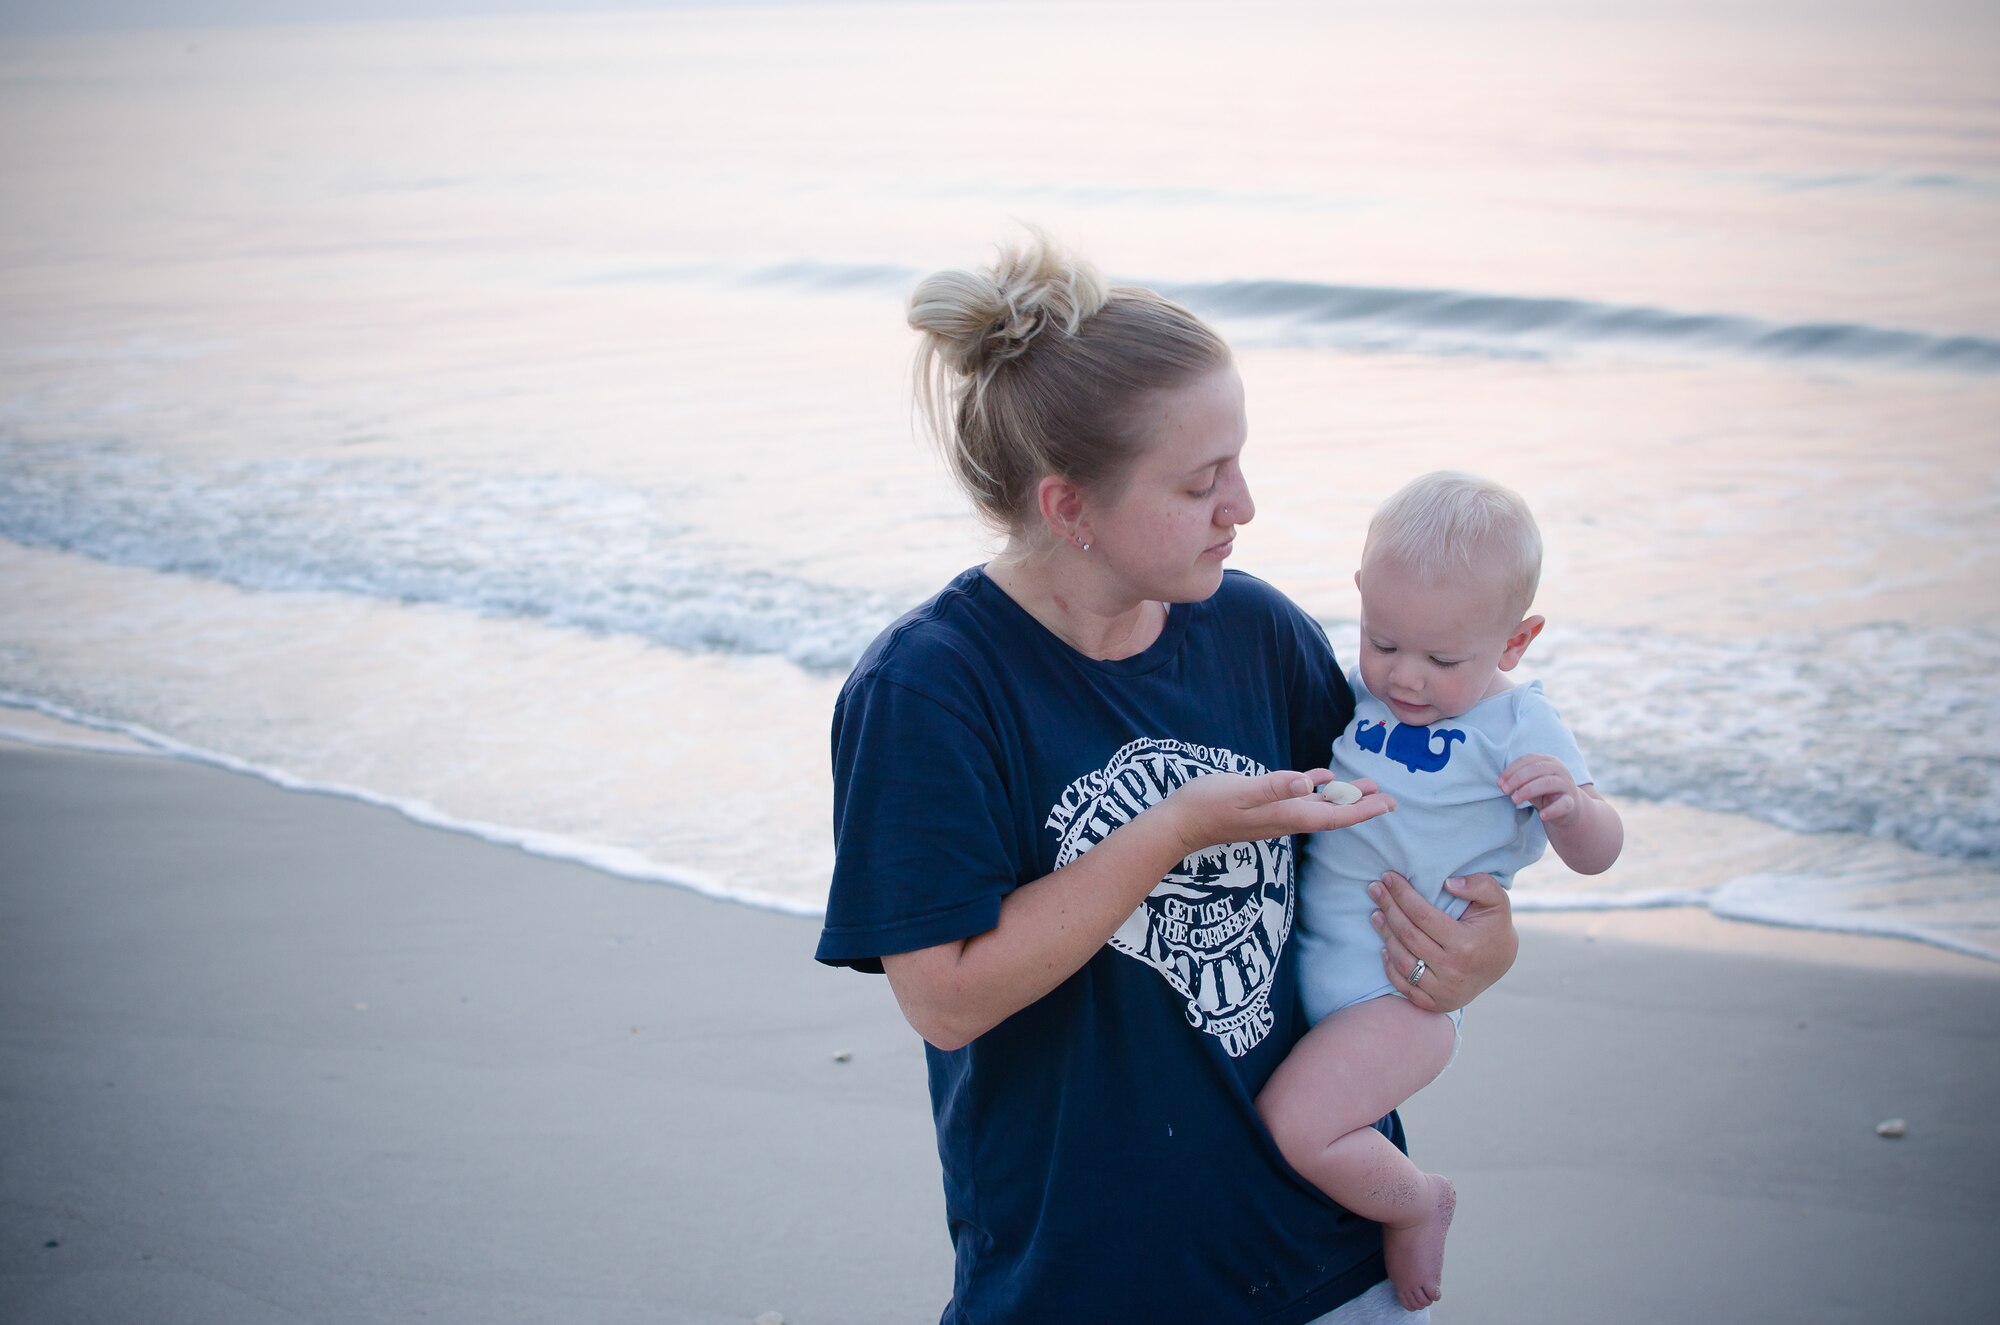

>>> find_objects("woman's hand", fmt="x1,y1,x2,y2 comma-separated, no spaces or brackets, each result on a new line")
1165,769,1393,859
1369,871,1517,1014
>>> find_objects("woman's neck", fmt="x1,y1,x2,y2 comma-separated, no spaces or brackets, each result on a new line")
984,548,1166,661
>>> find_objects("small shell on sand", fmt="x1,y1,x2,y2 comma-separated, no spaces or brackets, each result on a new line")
1317,780,1363,806
754,1314,786,1325
1875,1118,1907,1138
831,1050,852,1063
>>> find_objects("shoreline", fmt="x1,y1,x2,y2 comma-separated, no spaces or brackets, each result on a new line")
4,738,1998,1321
3,698,1992,977
1517,907,2000,979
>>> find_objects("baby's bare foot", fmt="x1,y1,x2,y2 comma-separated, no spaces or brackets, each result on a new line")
1383,1173,1456,1312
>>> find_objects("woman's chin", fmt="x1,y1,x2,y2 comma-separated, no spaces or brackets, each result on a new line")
1170,564,1228,603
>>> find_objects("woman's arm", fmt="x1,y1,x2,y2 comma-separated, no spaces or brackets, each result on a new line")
1368,871,1518,1014
884,771,1391,1051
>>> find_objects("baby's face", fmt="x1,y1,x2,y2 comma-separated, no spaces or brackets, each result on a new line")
1355,557,1530,727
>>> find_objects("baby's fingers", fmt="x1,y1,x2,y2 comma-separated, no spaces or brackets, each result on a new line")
1496,755,1557,796
1506,771,1571,807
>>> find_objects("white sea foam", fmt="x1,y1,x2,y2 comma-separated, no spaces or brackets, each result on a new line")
1706,870,2000,962
0,443,897,672
0,691,822,918
1515,621,2000,862
1509,889,1718,911
8,683,1994,962
4,440,1995,866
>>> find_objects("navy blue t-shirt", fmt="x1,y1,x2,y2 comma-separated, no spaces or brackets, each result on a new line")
817,568,1399,1324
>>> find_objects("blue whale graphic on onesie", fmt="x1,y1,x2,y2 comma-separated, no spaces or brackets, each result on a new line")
1378,722,1465,774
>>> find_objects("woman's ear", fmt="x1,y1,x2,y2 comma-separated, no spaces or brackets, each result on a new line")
1497,615,1546,671
1037,474,1088,548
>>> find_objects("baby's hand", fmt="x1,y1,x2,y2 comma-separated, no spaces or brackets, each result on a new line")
1498,754,1581,824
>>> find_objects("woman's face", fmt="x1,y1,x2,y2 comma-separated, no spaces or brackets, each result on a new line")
1078,364,1254,605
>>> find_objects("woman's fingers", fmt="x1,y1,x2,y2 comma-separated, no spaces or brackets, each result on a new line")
1372,908,1442,1013
1172,771,1338,852
1337,790,1396,826
1448,871,1512,919
1369,870,1447,1012
1368,871,1519,1014
1299,771,1396,827
1442,873,1519,992
1370,870,1452,954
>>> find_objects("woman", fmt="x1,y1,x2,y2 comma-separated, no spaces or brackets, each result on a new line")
815,232,1517,1323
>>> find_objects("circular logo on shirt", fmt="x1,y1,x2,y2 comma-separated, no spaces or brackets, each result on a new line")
1045,737,1293,1058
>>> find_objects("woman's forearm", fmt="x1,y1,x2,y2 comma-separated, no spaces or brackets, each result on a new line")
881,804,1195,1051
883,768,1386,1050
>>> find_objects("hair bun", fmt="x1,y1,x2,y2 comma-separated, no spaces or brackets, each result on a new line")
909,229,1109,380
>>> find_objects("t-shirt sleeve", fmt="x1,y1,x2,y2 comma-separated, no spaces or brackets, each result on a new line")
1506,686,1593,786
814,671,1022,972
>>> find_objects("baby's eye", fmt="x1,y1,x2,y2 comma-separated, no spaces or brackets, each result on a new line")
1368,642,1395,654
1430,657,1462,668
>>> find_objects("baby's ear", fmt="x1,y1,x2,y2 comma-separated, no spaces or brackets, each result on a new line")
1497,615,1546,671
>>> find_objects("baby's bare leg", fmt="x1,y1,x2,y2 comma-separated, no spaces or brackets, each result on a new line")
1256,996,1459,1311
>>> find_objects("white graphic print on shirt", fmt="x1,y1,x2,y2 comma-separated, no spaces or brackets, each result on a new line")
1046,737,1292,1057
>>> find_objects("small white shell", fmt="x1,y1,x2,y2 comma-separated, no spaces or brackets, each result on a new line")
1875,1118,1907,1138
1317,780,1363,806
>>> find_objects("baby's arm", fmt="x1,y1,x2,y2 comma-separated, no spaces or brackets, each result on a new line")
1497,754,1624,875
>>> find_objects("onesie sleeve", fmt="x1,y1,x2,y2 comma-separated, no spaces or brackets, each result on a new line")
1506,684,1594,787
815,672,1022,972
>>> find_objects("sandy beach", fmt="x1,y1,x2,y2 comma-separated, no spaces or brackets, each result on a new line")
3,738,1997,1324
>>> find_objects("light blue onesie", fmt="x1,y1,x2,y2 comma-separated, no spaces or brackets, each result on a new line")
1295,675,1591,1025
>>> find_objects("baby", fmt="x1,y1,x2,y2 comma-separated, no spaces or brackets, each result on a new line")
1258,470,1624,1311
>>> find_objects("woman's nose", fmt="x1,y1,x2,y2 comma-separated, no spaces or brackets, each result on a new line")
1224,476,1255,526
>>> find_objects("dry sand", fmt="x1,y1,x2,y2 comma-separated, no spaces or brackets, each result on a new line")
3,740,1996,1323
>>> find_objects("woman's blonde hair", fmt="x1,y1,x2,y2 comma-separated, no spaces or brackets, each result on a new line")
1364,470,1544,619
908,228,1231,535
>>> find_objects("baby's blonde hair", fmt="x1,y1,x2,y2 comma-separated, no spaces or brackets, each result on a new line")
1363,470,1543,620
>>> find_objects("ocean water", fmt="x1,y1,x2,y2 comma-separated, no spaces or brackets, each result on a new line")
2,1,1997,958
